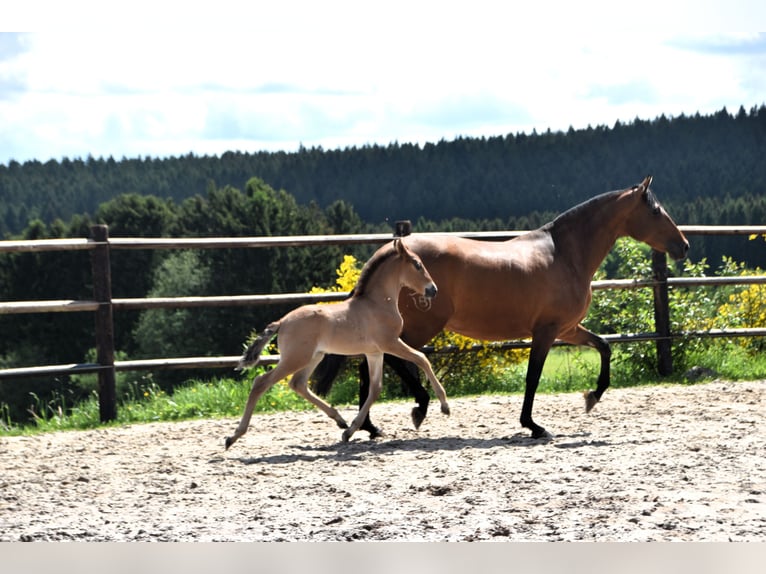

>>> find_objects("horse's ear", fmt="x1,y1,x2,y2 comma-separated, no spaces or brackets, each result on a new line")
640,175,653,194
393,238,404,256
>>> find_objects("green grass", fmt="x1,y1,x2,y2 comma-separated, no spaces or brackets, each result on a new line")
2,343,764,436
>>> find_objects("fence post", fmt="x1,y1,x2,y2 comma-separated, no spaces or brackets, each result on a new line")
394,220,412,237
90,225,117,422
651,249,673,375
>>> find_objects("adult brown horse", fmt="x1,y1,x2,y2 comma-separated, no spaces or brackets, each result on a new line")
314,176,689,439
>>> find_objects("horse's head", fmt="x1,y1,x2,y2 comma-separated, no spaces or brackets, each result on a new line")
624,176,689,260
394,238,438,299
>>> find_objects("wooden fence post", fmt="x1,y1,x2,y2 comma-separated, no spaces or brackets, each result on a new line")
90,225,117,422
651,249,673,375
394,220,412,237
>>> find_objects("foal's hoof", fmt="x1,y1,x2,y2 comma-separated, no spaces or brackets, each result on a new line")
224,436,235,450
341,429,353,442
441,403,451,416
336,419,349,430
411,407,426,429
584,390,600,413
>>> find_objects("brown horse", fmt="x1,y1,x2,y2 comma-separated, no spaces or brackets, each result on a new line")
225,238,451,450
315,176,689,438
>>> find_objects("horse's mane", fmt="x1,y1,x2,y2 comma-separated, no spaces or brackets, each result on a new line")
352,242,397,298
548,189,623,227
544,184,653,230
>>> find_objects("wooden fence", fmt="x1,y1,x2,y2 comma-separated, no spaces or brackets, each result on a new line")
1,224,765,422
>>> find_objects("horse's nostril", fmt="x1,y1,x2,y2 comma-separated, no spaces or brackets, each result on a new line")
426,285,438,298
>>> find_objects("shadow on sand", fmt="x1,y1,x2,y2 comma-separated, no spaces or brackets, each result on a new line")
228,431,615,466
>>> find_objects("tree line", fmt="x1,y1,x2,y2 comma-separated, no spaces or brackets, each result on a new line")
2,105,765,236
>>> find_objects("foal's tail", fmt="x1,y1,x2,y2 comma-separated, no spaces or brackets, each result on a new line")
236,321,280,370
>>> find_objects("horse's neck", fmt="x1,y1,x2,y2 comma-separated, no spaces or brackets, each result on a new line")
550,192,630,279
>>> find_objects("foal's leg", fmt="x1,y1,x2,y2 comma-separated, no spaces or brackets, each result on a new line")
342,354,384,442
225,364,291,450
289,356,349,430
560,324,611,412
385,339,450,417
356,355,428,436
356,358,382,438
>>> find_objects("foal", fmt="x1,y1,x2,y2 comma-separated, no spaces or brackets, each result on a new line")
224,238,451,450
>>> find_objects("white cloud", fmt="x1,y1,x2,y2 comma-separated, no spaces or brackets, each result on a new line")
1,7,765,164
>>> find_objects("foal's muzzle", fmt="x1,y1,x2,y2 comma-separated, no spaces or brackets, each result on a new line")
425,284,438,299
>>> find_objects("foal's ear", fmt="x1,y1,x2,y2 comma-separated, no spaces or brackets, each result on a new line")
393,238,405,256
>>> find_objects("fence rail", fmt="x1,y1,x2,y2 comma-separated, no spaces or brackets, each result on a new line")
1,224,765,422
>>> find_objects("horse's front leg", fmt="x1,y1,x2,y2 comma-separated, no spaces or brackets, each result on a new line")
521,326,558,439
343,354,384,442
560,324,611,412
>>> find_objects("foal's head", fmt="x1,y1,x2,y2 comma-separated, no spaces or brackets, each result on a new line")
394,238,438,299
623,175,690,260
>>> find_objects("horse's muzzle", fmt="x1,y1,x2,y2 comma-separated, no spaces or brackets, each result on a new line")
425,284,438,299
670,238,690,261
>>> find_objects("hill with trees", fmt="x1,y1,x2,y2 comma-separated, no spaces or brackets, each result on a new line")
2,105,765,237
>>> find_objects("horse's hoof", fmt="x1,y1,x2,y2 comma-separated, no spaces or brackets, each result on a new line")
441,404,451,416
584,391,599,413
411,407,426,429
531,427,552,440
224,436,234,450
367,425,383,439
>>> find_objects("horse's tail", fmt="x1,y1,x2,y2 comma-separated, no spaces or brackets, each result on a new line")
236,321,280,370
311,354,348,396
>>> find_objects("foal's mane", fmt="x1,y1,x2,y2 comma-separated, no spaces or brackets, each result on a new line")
352,242,398,298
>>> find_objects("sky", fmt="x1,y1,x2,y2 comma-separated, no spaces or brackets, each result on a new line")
1,1,765,166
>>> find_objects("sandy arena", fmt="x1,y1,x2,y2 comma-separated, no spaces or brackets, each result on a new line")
1,380,764,541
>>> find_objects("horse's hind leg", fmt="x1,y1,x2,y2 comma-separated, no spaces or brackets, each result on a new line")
343,354,384,442
386,354,431,429
561,324,611,412
357,355,430,437
289,358,349,430
356,358,382,438
385,339,450,417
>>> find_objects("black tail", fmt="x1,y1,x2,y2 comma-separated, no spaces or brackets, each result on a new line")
312,354,348,396
236,322,279,370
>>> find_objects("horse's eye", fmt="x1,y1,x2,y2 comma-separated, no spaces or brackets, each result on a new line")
414,261,423,271
652,204,661,216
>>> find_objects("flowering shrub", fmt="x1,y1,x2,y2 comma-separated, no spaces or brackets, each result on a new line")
309,254,361,294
